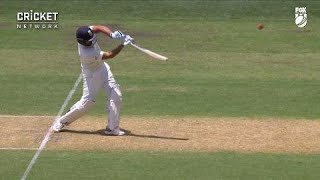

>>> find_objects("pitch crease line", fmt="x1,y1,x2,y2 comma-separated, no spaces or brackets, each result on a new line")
20,74,82,180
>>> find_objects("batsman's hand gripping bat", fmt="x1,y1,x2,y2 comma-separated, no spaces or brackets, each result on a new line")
130,42,168,61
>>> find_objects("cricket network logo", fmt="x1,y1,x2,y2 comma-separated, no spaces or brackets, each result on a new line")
16,10,59,29
295,7,307,28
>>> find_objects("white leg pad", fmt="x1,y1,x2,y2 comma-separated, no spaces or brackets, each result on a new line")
59,100,95,125
69,100,81,111
107,86,122,130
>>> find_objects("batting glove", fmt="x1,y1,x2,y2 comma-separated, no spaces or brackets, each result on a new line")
122,35,134,46
125,35,134,42
111,30,125,40
123,40,131,46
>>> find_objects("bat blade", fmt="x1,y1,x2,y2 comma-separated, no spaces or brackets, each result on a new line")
130,43,168,61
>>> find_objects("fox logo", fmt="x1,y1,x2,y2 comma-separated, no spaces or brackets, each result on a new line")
295,7,307,28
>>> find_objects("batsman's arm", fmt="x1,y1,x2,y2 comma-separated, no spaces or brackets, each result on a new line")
101,44,124,60
90,25,113,38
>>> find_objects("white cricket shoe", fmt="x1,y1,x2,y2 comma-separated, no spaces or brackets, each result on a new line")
105,128,125,136
53,121,66,132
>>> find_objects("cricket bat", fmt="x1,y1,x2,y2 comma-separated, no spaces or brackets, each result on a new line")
130,42,168,61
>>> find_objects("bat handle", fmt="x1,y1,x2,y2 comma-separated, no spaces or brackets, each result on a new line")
130,42,136,46
130,42,139,49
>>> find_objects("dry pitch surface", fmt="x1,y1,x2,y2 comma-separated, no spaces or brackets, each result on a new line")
1,116,320,154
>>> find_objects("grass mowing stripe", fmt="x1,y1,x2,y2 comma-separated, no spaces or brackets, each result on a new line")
19,151,320,180
0,116,54,118
0,148,37,150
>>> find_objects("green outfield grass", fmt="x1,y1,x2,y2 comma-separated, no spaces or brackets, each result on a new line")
1,0,320,179
1,150,320,180
0,0,320,118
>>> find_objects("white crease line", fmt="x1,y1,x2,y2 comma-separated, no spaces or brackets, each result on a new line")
0,148,38,150
21,74,82,180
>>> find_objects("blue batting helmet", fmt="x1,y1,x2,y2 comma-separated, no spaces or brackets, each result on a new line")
76,26,96,46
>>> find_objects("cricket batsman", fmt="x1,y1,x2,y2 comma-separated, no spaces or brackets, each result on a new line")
53,25,133,136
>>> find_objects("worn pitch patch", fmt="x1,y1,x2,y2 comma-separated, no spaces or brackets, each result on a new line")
0,116,52,149
1,116,320,154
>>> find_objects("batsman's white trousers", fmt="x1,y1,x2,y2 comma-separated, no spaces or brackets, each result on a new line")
58,62,122,130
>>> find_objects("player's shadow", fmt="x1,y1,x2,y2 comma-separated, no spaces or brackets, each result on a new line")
61,129,189,141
